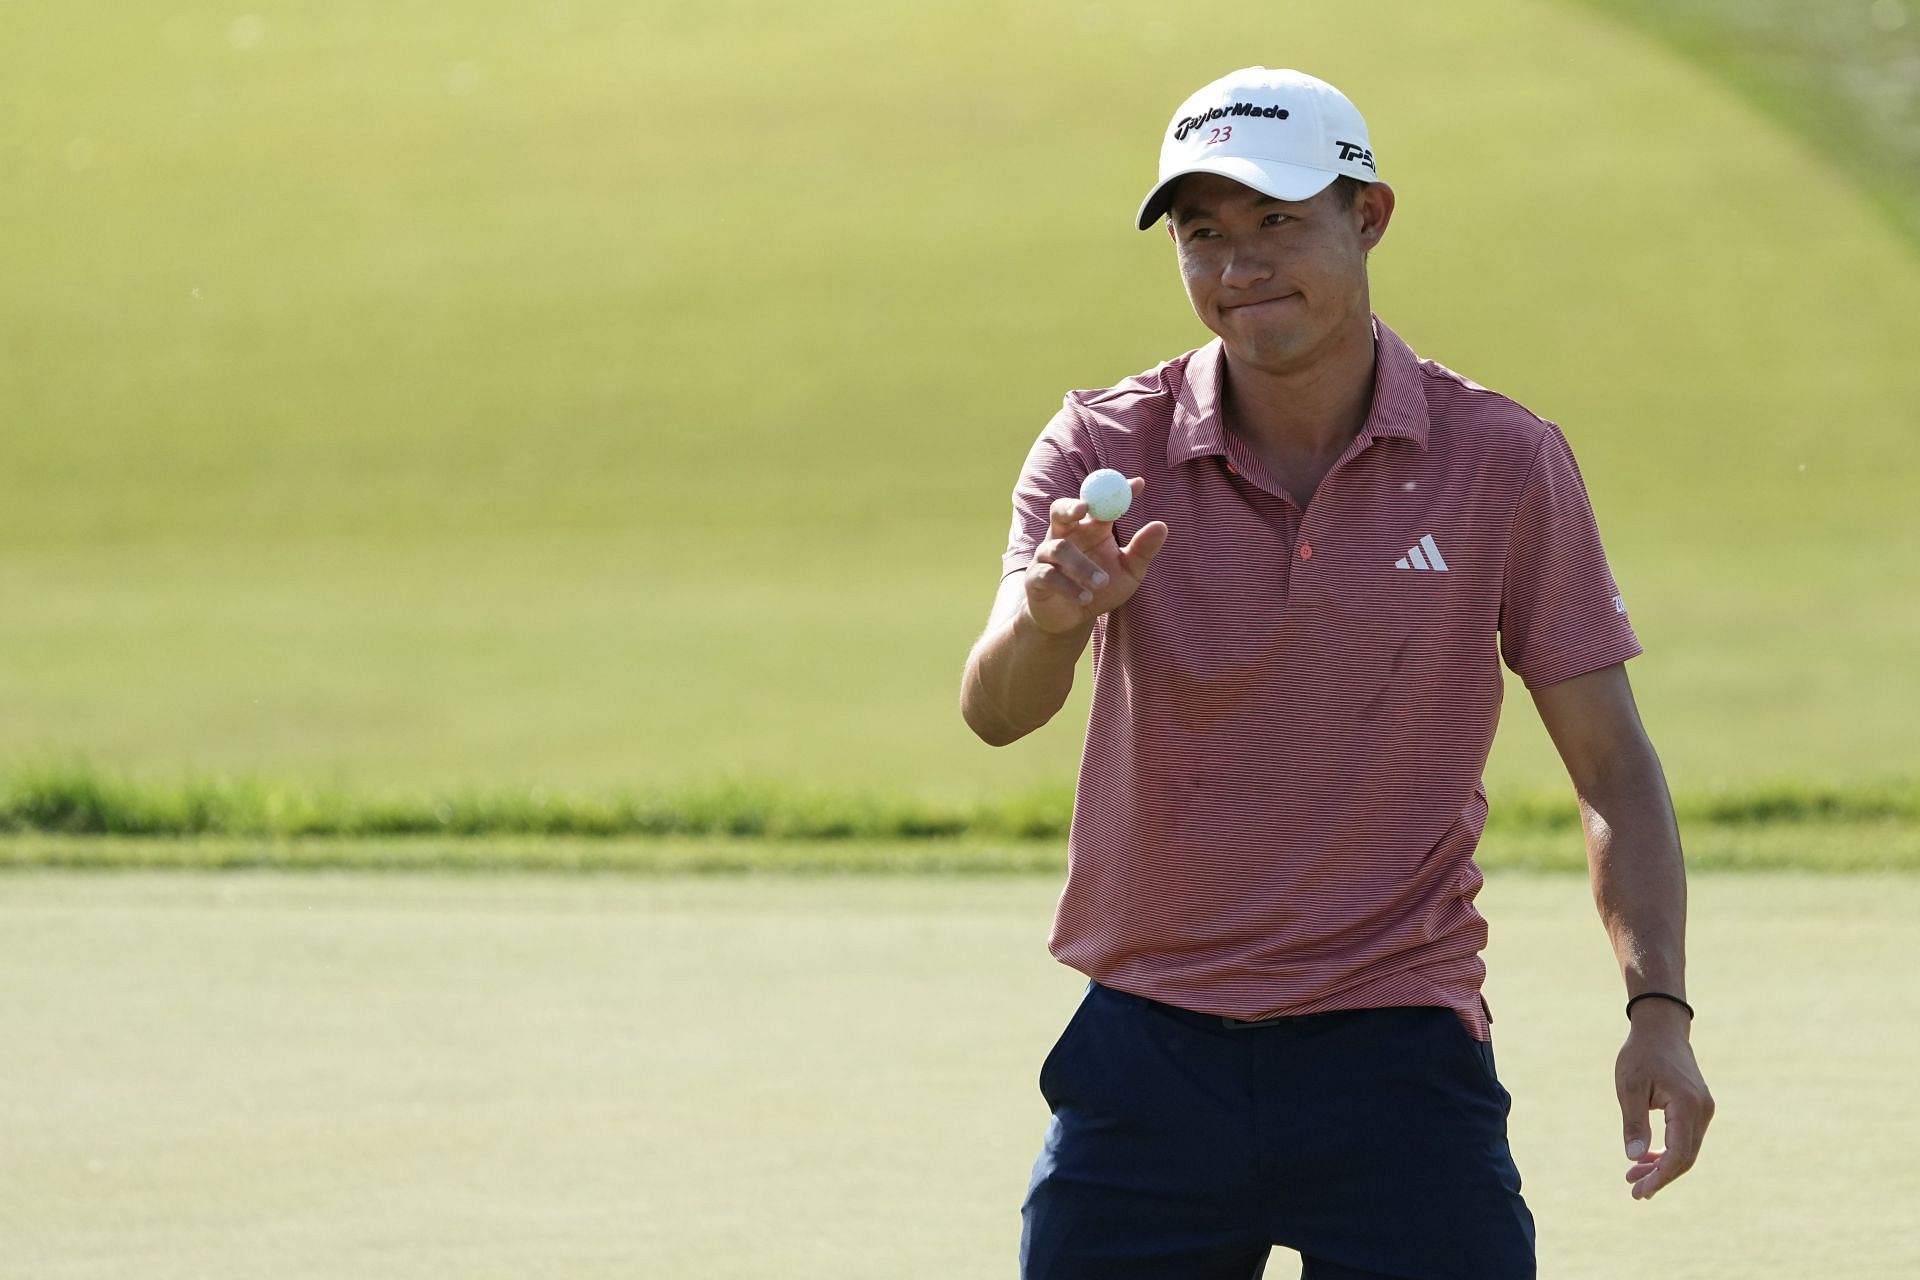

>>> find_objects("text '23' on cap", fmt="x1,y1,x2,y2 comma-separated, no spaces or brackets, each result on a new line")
1136,66,1381,230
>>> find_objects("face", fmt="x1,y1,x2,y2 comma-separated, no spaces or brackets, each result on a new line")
1167,173,1394,373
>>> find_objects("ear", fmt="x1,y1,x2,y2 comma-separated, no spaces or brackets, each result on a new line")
1356,182,1396,251
1165,218,1177,241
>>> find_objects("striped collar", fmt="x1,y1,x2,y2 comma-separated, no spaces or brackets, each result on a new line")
1167,316,1433,467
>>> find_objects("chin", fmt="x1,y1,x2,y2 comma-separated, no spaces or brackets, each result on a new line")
1227,327,1314,366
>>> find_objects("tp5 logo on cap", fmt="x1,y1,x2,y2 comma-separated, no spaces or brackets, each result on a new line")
1136,66,1381,230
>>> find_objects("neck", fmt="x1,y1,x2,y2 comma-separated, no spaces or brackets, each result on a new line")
1220,314,1378,460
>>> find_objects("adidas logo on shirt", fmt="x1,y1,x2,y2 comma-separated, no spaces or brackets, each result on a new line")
1394,535,1449,572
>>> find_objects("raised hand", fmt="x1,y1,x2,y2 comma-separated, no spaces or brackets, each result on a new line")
1023,477,1170,635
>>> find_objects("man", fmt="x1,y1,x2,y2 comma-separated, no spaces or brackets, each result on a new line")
959,67,1714,1279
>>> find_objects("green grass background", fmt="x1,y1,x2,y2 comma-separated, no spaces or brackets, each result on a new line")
1580,0,1920,245
5,12,1914,1276
4,871,1917,1277
3,764,1918,870
9,820,1920,873
3,0,1916,810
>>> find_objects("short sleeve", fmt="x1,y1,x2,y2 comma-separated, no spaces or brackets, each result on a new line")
1001,397,1100,579
1499,423,1643,688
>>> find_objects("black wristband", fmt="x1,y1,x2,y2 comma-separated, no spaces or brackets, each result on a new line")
1625,991,1694,1021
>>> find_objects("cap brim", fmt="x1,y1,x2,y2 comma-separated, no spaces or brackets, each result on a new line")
1135,157,1339,230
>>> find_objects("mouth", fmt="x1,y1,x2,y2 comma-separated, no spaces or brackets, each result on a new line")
1223,293,1298,315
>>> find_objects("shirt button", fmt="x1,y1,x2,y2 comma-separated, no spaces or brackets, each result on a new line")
1225,461,1239,476
1299,543,1313,560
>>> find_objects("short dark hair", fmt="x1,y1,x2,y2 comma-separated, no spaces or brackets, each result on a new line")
1326,175,1368,209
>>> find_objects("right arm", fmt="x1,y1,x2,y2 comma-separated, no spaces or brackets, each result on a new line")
960,573,1094,746
960,481,1168,746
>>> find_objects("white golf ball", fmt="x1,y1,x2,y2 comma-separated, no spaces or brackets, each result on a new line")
1079,469,1132,522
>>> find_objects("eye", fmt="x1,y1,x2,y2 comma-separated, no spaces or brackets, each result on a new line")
1184,227,1219,241
1263,212,1292,226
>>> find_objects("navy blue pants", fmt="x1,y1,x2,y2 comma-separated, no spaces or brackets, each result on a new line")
1021,981,1535,1279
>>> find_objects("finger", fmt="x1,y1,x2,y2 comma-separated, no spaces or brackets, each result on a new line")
1036,539,1110,594
1047,497,1090,538
1633,1153,1680,1200
1631,1137,1702,1201
1658,1105,1703,1181
1027,563,1093,607
1617,1074,1653,1164
1118,521,1170,575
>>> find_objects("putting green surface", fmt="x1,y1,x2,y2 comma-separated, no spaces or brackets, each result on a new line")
3,872,1915,1277
3,0,1917,801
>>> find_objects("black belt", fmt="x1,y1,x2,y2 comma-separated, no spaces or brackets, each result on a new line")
1094,980,1315,1032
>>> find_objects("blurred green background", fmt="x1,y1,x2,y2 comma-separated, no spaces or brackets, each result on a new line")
3,0,1916,807
5,8,1919,1277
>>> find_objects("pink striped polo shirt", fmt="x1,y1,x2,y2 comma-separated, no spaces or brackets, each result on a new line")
1001,318,1641,1039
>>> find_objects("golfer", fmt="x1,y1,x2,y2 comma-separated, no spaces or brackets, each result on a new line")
960,67,1713,1279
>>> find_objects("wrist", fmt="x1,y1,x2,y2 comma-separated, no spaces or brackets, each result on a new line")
1017,596,1096,642
1626,991,1693,1034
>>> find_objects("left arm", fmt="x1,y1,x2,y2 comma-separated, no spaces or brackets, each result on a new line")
1531,663,1716,1201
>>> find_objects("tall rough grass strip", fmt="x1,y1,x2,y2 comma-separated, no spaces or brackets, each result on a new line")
0,765,1913,842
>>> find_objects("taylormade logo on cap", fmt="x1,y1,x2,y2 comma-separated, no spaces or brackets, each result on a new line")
1136,67,1380,230
1173,101,1294,141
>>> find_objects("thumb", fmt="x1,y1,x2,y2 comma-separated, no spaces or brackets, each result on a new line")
1118,521,1169,575
1618,1076,1652,1160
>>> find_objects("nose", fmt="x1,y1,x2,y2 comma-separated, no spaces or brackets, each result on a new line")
1219,238,1273,291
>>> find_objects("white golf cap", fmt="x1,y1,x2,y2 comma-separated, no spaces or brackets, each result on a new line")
1136,67,1380,230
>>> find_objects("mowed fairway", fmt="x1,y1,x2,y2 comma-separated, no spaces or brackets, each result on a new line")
2,872,1916,1278
3,0,1917,801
